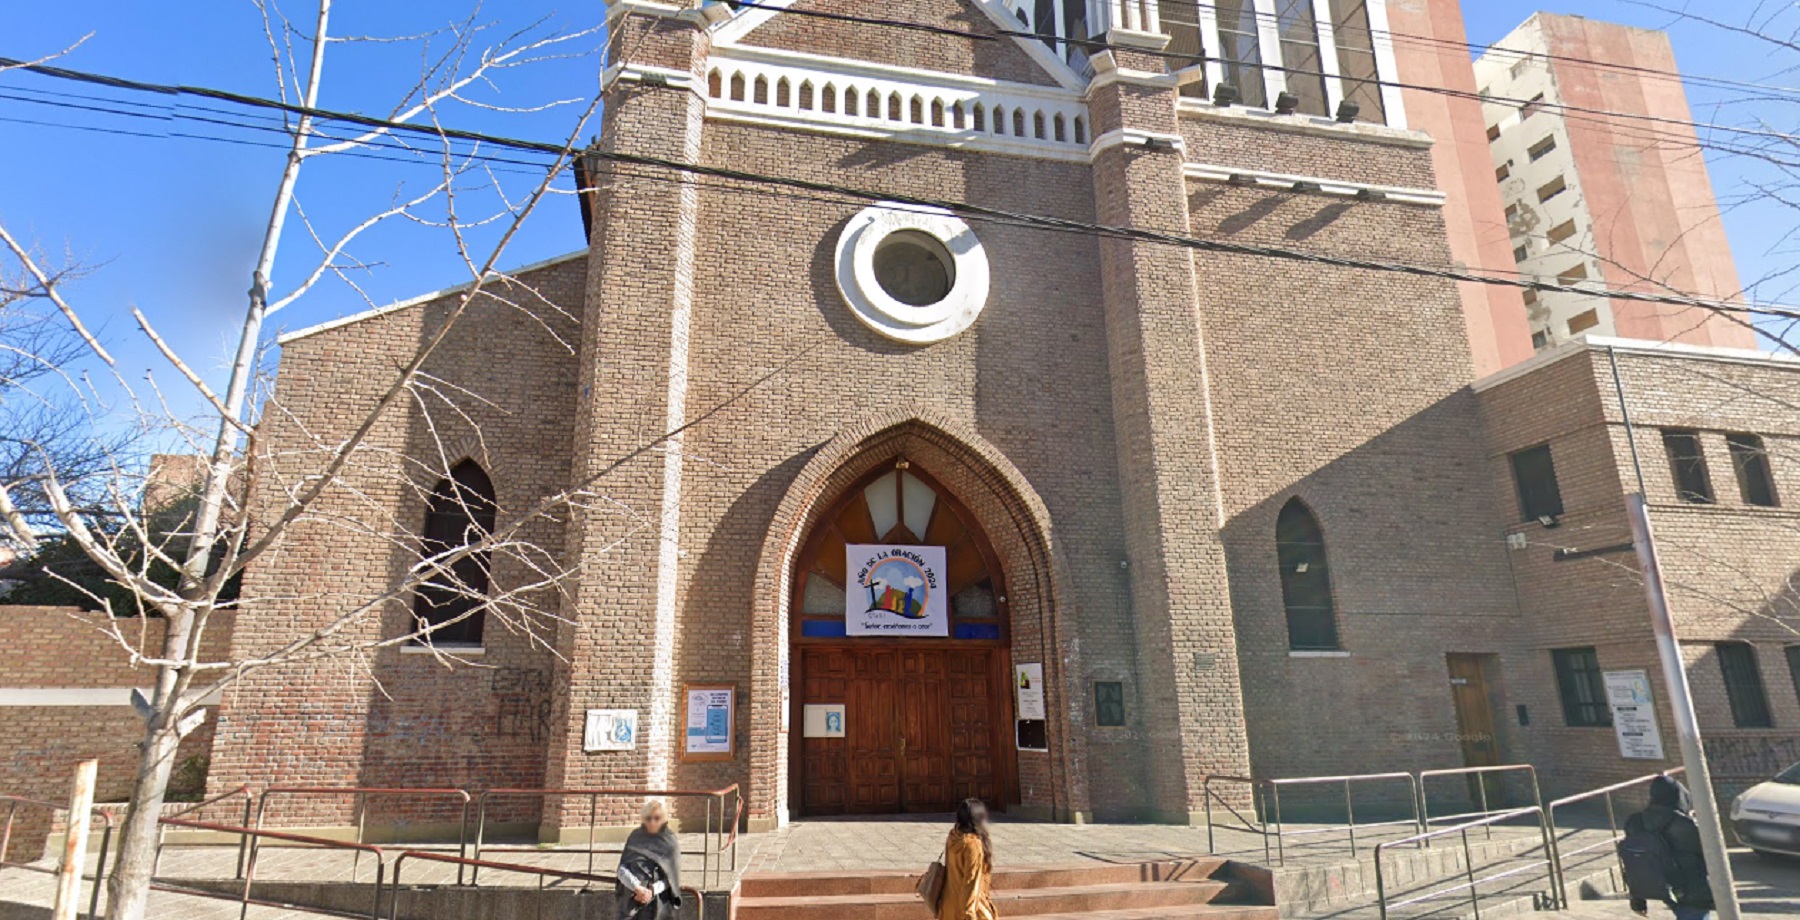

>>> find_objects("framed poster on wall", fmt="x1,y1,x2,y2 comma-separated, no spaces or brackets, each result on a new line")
682,683,736,761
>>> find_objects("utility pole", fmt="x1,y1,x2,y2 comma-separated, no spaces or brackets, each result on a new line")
1626,495,1741,920
1610,348,1739,919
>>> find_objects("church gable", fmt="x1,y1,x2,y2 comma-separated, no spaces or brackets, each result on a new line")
729,0,1068,88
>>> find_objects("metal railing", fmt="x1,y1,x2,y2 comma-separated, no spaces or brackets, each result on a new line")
1374,806,1556,920
470,783,741,888
1,794,116,920
156,784,255,878
1545,768,1684,909
1200,775,1271,864
160,816,392,920
1418,764,1544,837
1200,771,1423,866
253,787,472,884
388,848,705,920
1266,772,1422,863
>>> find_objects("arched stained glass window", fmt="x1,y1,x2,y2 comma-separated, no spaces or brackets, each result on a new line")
1276,498,1339,651
412,460,496,646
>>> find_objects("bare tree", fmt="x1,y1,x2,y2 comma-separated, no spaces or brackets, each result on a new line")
0,3,611,916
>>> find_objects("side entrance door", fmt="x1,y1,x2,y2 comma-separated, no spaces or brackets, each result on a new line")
1446,653,1505,804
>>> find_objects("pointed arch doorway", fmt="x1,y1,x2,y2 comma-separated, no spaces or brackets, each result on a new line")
790,460,1018,816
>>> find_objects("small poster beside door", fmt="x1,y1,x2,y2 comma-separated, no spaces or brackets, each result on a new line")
845,544,949,636
583,709,637,752
1603,669,1666,760
1015,662,1048,751
682,684,735,761
803,703,846,738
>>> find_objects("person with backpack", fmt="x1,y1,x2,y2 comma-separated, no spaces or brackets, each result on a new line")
1619,776,1714,920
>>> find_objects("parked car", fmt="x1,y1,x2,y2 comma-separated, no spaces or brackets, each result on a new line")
1731,761,1800,857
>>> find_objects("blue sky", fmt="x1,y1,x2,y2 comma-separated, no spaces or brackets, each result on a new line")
0,1,1793,434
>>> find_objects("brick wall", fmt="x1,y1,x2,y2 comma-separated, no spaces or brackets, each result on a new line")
1477,342,1800,799
0,606,221,860
207,257,585,830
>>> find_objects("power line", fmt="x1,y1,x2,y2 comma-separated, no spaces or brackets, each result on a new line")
1,53,1793,325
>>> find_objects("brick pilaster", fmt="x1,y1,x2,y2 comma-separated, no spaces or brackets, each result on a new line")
1086,46,1254,822
542,2,715,834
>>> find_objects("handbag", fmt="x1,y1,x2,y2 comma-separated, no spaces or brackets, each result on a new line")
916,844,948,912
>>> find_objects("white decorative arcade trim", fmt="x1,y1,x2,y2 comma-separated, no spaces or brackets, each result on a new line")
703,48,1092,161
1182,162,1446,207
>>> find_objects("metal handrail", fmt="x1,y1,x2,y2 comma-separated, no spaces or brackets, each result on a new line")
1200,774,1269,864
471,784,741,888
156,784,255,878
1544,768,1685,908
1264,772,1422,864
254,787,471,885
388,848,705,920
161,816,392,920
1374,805,1556,920
1,794,117,920
1418,764,1544,836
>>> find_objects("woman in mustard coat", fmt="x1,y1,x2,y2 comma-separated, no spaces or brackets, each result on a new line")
939,799,996,920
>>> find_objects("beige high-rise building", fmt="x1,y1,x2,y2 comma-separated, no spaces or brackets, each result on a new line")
1475,13,1756,352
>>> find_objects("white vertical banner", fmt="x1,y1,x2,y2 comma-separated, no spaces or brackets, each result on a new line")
1604,670,1666,760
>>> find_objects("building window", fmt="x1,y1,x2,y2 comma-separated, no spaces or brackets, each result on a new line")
1717,642,1773,728
1522,288,1539,306
1504,203,1520,222
1510,444,1564,521
1163,0,1208,98
412,459,496,646
1513,243,1530,263
1528,135,1558,161
1538,176,1568,202
1093,681,1127,726
1215,0,1267,109
1496,163,1511,181
1531,329,1551,350
1275,0,1328,115
1277,498,1340,651
1329,0,1385,123
1522,92,1546,119
1552,647,1612,727
1557,263,1588,285
1727,433,1779,507
1661,429,1715,504
1787,646,1800,709
1487,124,1502,142
1567,309,1600,334
1547,219,1577,245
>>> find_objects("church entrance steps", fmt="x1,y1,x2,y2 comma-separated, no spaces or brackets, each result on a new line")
735,857,1276,920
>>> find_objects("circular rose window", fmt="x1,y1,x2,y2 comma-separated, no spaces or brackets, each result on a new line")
835,204,990,344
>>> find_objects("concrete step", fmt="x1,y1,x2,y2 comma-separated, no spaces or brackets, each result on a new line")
737,857,1230,898
734,879,1241,920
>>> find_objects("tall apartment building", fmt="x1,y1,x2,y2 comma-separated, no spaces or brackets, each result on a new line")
1475,14,1755,352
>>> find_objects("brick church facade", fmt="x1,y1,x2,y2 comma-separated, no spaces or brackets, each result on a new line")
200,0,1800,836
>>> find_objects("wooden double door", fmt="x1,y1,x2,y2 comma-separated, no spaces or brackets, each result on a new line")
798,646,1009,815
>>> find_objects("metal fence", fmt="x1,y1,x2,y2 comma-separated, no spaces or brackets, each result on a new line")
471,784,741,888
1199,764,1541,866
1374,806,1556,920
1544,767,1684,909
1,793,116,920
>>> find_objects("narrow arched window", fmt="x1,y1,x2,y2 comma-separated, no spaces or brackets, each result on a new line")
412,460,496,646
1276,498,1339,650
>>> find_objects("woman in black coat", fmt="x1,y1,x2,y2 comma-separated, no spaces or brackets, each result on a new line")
616,799,683,919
